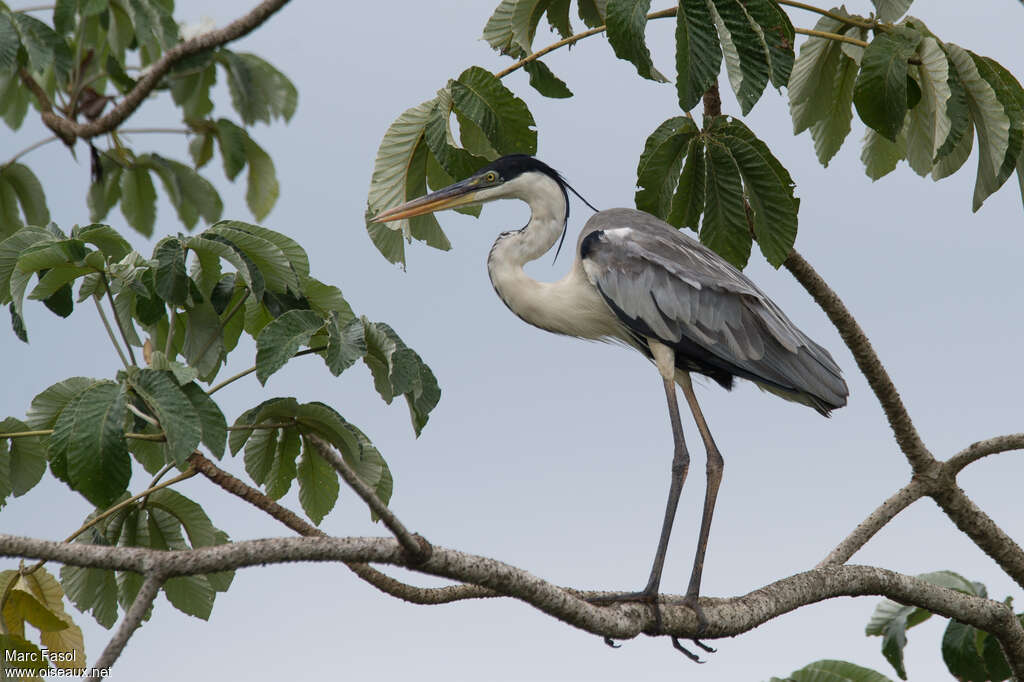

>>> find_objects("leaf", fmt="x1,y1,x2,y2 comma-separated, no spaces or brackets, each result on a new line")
861,124,906,180
781,659,895,682
49,382,129,506
217,220,309,280
125,368,201,466
669,136,706,229
243,423,277,485
634,116,700,220
169,61,215,119
181,383,226,459
853,27,923,141
255,309,324,384
942,620,989,682
240,134,278,221
903,38,952,176
451,66,537,155
124,0,178,62
740,0,795,90
523,59,573,98
266,426,299,500
26,376,99,429
182,300,223,379
215,118,248,180
219,51,297,125
1,163,50,226
206,222,296,294
870,0,912,23
700,141,750,269
75,224,131,261
933,56,972,177
675,0,722,111
17,567,84,667
324,312,366,376
577,0,608,28
0,227,51,304
10,12,71,82
0,13,20,71
0,417,46,500
297,434,339,524
152,237,190,305
606,0,667,82
119,163,157,237
361,320,440,436
708,0,771,115
59,560,119,629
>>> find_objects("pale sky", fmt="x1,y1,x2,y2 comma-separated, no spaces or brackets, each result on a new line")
2,1,1023,680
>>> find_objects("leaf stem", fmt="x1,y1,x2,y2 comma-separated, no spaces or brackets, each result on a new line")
102,273,138,366
93,295,131,368
776,0,877,29
794,26,869,48
206,346,325,396
165,306,178,358
118,127,192,136
1,136,59,170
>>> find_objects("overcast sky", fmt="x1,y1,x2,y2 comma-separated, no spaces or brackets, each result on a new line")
2,1,1023,680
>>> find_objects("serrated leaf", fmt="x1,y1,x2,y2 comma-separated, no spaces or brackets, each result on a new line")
783,659,895,682
800,23,863,166
965,51,1024,210
862,124,906,179
0,13,20,71
635,116,699,220
0,417,46,502
297,434,339,524
708,0,771,115
219,51,297,125
700,141,750,269
870,0,912,23
362,320,440,436
675,0,722,111
243,424,277,485
170,62,215,119
124,0,178,62
451,66,537,155
933,55,971,177
853,27,923,141
578,0,608,28
50,382,129,506
741,0,795,89
243,134,278,220
266,426,299,499
942,620,989,682
119,164,157,237
325,312,366,376
214,118,248,180
182,300,223,379
904,37,951,176
180,385,226,460
206,222,295,294
2,163,50,227
669,136,706,229
190,132,214,169
152,237,189,305
75,224,131,261
59,561,119,629
125,368,201,466
11,12,71,82
255,309,324,384
606,0,667,82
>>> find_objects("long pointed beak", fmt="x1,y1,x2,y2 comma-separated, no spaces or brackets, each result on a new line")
372,178,482,223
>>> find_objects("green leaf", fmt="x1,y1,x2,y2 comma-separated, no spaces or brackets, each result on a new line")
1,163,50,226
243,133,278,220
243,425,277,485
862,125,906,180
904,38,952,176
182,300,223,379
361,320,440,436
124,0,178,62
324,312,366,376
152,237,190,305
635,116,700,221
675,0,722,111
547,0,572,39
75,224,131,261
577,0,608,28
49,382,130,506
0,70,30,131
717,119,798,266
255,309,324,384
0,227,51,303
190,132,214,169
933,56,972,177
668,136,706,229
138,153,222,230
365,97,436,264
708,0,771,115
180,384,226,459
206,222,295,294
0,13,20,71
169,61,214,119
217,220,308,280
10,12,71,82
0,417,46,503
119,164,157,237
700,141,750,269
125,368,201,466
60,560,119,629
981,626,1013,681
0,177,23,238
482,0,519,54
27,376,99,429
740,0,795,90
942,620,990,682
266,425,299,500
853,27,923,142
606,0,667,82
297,434,339,525
451,66,537,155
964,51,1024,211
186,232,265,301
523,59,573,98
219,51,297,125
780,659,895,682
870,0,912,23
215,118,248,180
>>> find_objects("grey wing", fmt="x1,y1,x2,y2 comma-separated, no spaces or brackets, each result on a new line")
579,208,848,414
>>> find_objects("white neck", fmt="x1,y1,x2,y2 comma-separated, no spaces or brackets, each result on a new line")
485,172,621,340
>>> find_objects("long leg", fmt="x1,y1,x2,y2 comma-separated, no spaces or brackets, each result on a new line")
677,372,725,633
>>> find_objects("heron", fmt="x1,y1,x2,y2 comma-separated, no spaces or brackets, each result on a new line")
373,154,848,651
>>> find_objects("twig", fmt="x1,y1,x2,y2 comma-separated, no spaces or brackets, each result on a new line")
93,296,130,368
306,434,431,564
126,403,159,427
206,346,325,395
102,274,138,366
1,136,59,170
117,128,192,136
187,452,494,603
783,250,933,472
794,26,869,48
776,0,877,29
33,0,294,143
817,480,925,567
92,573,164,671
944,433,1024,475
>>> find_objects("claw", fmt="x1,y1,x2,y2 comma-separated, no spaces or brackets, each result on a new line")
671,636,705,663
603,637,621,648
692,639,716,653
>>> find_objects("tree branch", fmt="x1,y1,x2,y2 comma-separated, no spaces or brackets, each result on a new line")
32,0,293,143
783,250,933,472
306,434,431,564
817,479,926,567
944,433,1024,475
92,572,164,671
2,533,1021,663
187,453,495,604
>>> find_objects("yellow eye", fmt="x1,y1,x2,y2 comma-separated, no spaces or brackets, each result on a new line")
484,171,498,183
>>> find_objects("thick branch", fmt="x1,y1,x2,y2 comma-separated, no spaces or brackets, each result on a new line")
817,480,926,567
783,250,933,471
187,453,494,604
92,573,164,671
2,533,1021,659
33,0,292,143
